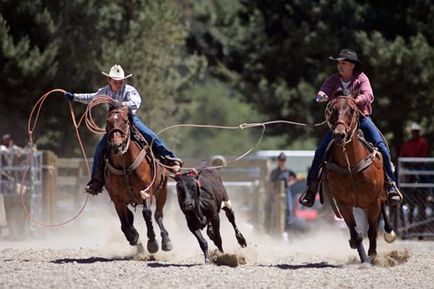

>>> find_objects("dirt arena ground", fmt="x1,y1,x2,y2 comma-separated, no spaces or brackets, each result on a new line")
1,194,433,289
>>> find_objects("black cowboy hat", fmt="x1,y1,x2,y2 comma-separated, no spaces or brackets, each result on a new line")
277,152,286,161
329,49,363,69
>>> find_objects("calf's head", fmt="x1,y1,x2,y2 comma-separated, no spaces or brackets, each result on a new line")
175,169,201,212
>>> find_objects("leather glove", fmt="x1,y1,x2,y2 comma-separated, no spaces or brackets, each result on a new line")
64,91,74,101
316,94,328,102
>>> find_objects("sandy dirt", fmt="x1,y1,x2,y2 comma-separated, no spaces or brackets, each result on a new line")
0,193,433,289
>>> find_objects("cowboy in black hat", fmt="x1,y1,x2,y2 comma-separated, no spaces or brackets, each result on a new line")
299,49,403,207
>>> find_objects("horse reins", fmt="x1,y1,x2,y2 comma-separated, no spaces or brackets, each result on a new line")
324,96,363,206
325,96,359,145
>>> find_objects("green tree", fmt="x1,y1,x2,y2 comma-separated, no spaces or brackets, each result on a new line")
186,0,434,155
357,31,434,154
174,78,270,158
0,1,58,147
1,0,205,156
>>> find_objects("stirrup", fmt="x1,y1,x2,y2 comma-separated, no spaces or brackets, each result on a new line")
161,155,183,172
85,179,103,195
166,164,181,173
164,156,183,166
386,184,403,206
299,186,317,207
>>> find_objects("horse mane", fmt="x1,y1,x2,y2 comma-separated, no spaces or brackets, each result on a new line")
108,103,129,117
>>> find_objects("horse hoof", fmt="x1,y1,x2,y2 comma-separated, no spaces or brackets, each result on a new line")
205,257,212,264
147,239,159,254
384,230,396,243
360,262,372,269
162,240,173,252
369,254,377,264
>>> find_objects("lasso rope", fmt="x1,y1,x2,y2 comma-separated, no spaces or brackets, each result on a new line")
151,119,326,171
24,89,92,227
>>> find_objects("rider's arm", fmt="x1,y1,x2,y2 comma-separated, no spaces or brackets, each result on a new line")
73,86,108,104
120,85,141,114
355,73,374,106
316,74,339,102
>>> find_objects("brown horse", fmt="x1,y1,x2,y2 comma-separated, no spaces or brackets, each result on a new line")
104,104,172,254
323,96,395,264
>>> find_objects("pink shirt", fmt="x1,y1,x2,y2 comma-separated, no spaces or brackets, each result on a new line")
317,72,374,116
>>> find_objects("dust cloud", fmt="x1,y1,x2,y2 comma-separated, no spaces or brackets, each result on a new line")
0,189,410,267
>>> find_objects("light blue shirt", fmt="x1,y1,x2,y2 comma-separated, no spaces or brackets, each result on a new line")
73,84,141,114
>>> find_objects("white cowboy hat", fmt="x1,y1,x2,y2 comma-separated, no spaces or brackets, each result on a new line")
211,155,227,167
410,122,422,131
101,64,132,80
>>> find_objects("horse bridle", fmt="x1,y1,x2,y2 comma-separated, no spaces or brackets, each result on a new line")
107,112,131,155
325,96,359,145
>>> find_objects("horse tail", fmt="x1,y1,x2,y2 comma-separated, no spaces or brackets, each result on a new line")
381,202,396,243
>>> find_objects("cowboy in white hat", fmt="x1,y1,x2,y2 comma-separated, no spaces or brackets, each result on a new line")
64,64,183,195
399,122,429,158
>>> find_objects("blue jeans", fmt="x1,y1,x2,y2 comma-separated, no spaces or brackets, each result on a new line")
91,115,176,173
306,116,395,186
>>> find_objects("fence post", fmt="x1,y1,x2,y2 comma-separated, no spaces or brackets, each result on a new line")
42,150,57,223
277,180,286,234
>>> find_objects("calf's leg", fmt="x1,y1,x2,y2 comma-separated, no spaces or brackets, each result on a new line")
222,206,247,247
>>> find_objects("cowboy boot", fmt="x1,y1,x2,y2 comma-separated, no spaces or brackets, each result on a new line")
160,155,183,173
85,159,105,195
299,182,319,207
385,182,403,206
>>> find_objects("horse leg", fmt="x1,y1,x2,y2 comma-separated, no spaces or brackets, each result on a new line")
208,215,223,253
367,203,381,261
154,190,173,252
381,203,396,243
187,221,211,263
222,206,247,247
341,206,369,264
142,200,158,254
114,203,139,246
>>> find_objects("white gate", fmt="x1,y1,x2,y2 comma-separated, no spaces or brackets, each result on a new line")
396,157,434,239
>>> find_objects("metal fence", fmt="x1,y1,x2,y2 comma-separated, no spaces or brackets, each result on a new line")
395,157,434,239
0,150,43,238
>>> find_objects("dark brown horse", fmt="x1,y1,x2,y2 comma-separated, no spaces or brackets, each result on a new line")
104,105,172,254
323,96,395,264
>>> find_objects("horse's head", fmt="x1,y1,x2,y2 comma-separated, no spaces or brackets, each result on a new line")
106,104,130,155
174,169,200,213
325,95,359,145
